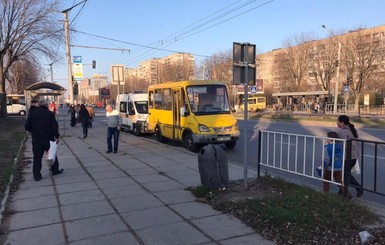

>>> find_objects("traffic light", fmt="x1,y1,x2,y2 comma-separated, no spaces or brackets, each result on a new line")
92,60,96,69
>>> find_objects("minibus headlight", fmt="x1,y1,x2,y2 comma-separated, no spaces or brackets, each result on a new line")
198,124,210,132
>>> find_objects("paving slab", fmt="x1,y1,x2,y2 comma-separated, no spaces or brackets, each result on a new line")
69,232,140,245
61,200,115,221
8,206,60,231
136,221,212,245
122,206,183,230
65,214,128,242
4,223,65,245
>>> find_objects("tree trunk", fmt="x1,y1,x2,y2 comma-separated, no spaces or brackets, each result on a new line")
0,93,7,118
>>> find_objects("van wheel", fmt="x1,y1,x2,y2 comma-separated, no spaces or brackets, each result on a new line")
183,133,198,152
19,110,26,116
155,125,166,143
225,140,236,149
132,124,140,136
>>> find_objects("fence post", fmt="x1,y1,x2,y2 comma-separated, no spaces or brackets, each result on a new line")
343,140,352,197
257,130,261,178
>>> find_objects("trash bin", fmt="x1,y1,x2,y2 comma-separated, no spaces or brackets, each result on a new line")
198,144,228,190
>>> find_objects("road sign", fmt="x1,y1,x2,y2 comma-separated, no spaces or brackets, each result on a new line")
250,86,257,94
344,86,349,93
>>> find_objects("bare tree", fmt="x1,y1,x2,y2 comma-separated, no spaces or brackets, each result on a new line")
342,28,385,109
0,0,62,117
275,33,315,92
309,39,340,101
200,50,234,104
7,58,41,93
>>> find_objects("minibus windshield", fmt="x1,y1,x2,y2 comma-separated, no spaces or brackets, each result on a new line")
186,85,230,115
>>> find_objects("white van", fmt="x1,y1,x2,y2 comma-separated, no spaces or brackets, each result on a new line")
116,93,151,135
6,94,27,116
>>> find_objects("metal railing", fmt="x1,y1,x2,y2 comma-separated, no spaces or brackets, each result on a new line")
258,130,385,198
258,130,346,188
349,138,385,197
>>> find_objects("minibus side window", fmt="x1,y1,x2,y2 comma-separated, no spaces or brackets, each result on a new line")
128,102,135,115
155,89,162,110
163,89,172,110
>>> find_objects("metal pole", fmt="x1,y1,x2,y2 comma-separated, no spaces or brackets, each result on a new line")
243,45,249,190
333,42,341,114
63,11,73,104
50,63,54,83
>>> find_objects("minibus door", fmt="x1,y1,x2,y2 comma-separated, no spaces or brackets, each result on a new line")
172,90,181,140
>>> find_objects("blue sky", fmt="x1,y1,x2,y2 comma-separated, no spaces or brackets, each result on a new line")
52,0,385,90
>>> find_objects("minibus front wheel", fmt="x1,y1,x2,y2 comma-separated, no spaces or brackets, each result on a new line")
183,133,198,152
155,125,167,143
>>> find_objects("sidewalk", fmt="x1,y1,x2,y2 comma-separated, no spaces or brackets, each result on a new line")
0,120,275,245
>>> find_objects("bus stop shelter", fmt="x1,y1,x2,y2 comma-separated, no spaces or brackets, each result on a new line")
24,82,66,114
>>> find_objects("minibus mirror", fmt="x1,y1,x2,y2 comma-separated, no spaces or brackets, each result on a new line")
180,107,188,116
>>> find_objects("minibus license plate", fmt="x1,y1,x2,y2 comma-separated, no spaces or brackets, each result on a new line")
218,136,231,141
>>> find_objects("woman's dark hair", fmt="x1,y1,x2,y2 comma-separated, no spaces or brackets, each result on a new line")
80,104,86,110
338,115,358,138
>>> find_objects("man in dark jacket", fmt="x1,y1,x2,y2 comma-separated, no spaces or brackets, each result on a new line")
25,99,64,181
28,99,39,114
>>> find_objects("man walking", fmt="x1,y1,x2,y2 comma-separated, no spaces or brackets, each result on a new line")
25,99,64,181
105,104,121,153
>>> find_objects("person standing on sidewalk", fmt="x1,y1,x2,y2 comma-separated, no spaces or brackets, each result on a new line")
28,99,39,114
105,104,121,153
78,104,90,139
337,114,363,198
25,99,64,181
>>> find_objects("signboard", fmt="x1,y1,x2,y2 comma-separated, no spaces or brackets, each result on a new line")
250,86,257,94
111,65,125,85
100,88,110,99
233,42,256,85
73,63,83,80
73,56,83,80
73,56,82,63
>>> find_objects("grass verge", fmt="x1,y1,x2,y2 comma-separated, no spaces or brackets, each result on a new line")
190,176,385,245
0,117,26,200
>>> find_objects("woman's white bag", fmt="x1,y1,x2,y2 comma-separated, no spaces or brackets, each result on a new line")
351,159,361,175
45,141,57,166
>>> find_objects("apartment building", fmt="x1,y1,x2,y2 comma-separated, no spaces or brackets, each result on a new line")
256,25,385,96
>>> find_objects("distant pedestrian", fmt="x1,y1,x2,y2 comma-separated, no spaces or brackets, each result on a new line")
105,104,121,153
337,115,363,198
322,131,344,193
86,106,95,128
78,104,90,139
25,99,64,181
67,104,76,127
49,101,58,114
28,99,39,114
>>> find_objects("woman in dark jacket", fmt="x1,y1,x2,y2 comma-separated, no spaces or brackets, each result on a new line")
78,104,90,139
67,104,76,127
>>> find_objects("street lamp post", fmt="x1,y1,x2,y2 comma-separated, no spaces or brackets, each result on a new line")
322,25,341,114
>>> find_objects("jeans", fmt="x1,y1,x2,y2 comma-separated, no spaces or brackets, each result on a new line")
81,122,88,137
107,127,120,152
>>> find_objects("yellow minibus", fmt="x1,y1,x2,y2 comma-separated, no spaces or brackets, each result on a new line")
148,80,240,152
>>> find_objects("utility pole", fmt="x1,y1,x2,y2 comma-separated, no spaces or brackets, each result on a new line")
63,10,73,103
62,0,87,104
